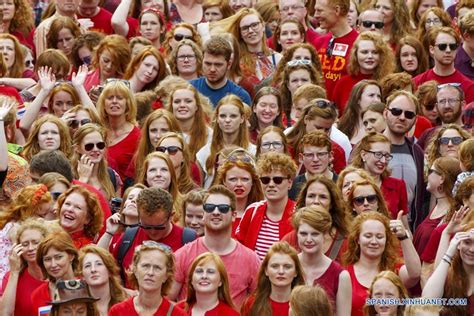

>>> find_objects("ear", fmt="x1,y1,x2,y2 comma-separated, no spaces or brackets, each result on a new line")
383,108,389,120
334,5,341,15
360,150,368,162
298,152,304,165
329,152,334,164
429,45,435,56
226,60,232,71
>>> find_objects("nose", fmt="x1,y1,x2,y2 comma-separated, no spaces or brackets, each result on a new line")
278,266,285,274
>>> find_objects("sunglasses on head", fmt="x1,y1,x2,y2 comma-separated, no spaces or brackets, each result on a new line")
353,194,378,206
69,118,91,129
259,176,288,185
434,43,458,51
287,59,312,67
174,33,193,41
203,203,232,214
361,20,384,29
84,142,106,151
439,136,463,145
156,145,182,155
387,107,416,119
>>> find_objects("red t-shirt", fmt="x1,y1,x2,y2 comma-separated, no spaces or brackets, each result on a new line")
333,73,373,116
413,115,432,139
30,282,51,316
175,301,240,316
1,269,46,316
413,69,474,104
313,29,359,101
332,141,347,174
109,297,186,316
106,126,141,180
111,224,186,285
77,8,114,34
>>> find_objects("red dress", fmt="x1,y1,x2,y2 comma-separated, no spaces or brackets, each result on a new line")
175,301,240,316
313,260,345,310
413,208,444,255
109,297,186,316
106,126,141,180
241,295,290,316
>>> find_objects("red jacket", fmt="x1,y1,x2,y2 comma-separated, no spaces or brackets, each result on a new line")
236,199,296,250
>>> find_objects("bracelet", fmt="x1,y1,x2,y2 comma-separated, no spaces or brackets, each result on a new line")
398,232,409,241
444,253,453,260
105,231,114,237
442,255,452,265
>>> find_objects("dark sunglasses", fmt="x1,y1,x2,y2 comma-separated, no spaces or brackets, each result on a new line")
439,136,463,145
69,118,91,129
174,33,193,41
434,43,458,51
51,192,62,201
260,176,288,185
139,222,167,230
203,203,232,214
156,145,182,155
387,107,416,119
424,103,436,111
353,194,378,206
84,142,106,151
361,20,384,29
428,168,441,176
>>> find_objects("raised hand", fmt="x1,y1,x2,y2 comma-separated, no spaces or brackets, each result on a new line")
446,229,474,257
390,210,408,239
71,64,89,88
37,66,56,92
8,244,24,273
0,99,14,121
77,154,94,182
105,212,122,235
446,205,470,235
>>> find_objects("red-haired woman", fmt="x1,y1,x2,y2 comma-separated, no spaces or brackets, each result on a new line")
0,34,35,90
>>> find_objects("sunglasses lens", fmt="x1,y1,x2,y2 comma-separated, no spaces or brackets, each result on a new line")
425,104,435,111
449,44,458,50
217,205,231,213
81,119,91,125
97,142,106,150
69,120,79,129
84,143,94,151
375,22,384,28
260,177,271,185
390,108,403,116
404,111,416,119
175,34,184,41
452,137,463,145
353,197,365,206
156,146,166,153
273,177,285,184
438,44,447,50
366,195,377,204
203,204,215,213
168,146,180,155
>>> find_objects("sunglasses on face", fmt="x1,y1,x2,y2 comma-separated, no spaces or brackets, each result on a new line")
361,20,384,29
434,43,458,51
439,136,463,145
51,192,62,201
259,176,288,185
353,194,378,206
69,118,91,129
139,221,168,230
174,33,193,41
428,168,442,176
387,107,416,119
84,142,106,151
424,103,436,111
203,203,232,214
156,145,182,155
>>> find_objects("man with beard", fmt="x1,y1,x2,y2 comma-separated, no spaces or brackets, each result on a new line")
382,91,425,230
413,26,474,104
169,185,260,308
417,83,466,150
191,36,251,107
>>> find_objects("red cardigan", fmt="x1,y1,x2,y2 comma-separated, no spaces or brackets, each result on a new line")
236,199,295,251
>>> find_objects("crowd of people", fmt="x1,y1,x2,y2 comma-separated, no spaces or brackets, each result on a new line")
0,0,473,315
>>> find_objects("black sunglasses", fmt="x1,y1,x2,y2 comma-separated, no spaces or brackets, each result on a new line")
156,146,182,155
424,103,436,111
260,176,288,185
69,118,91,129
174,33,193,41
361,20,384,29
51,192,62,201
84,142,106,151
439,136,463,145
387,107,416,119
434,43,458,51
139,221,167,230
353,194,378,206
203,203,232,214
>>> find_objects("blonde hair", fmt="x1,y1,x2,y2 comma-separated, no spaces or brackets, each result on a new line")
97,81,137,126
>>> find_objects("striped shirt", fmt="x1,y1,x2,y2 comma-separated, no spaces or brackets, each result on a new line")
255,215,280,260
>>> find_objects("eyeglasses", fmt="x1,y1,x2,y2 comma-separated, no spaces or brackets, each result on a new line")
174,33,193,41
312,99,336,109
69,118,91,129
439,136,463,145
156,145,182,155
261,141,284,150
203,203,232,214
437,98,461,106
302,152,329,160
105,78,131,89
259,176,288,185
287,59,312,67
84,141,106,151
387,107,416,119
280,4,305,12
177,54,196,61
434,43,458,51
240,21,261,34
425,18,441,25
366,150,393,161
141,240,172,252
51,192,62,201
361,20,384,29
353,194,378,206
326,36,335,57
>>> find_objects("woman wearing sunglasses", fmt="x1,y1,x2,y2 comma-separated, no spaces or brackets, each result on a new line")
162,23,202,59
241,242,305,316
425,124,471,168
413,157,460,256
177,252,238,315
249,87,284,144
109,241,186,315
214,151,263,236
350,133,409,225
72,123,121,200
344,211,421,316
333,32,394,115
255,126,289,159
156,132,199,194
57,185,104,249
136,152,183,221
347,179,391,218
293,206,352,316
197,94,255,188
62,104,101,138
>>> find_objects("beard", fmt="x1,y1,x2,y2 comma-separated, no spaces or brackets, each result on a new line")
439,106,462,124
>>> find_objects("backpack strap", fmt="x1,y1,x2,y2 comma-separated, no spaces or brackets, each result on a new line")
329,235,344,260
166,303,175,316
107,167,117,192
117,226,139,284
181,227,197,245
